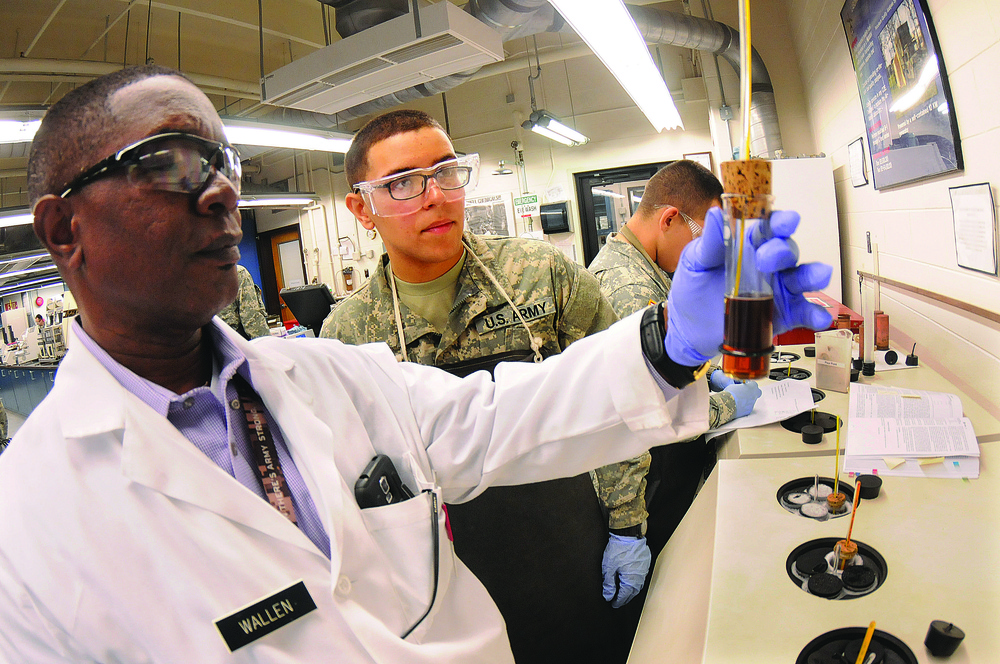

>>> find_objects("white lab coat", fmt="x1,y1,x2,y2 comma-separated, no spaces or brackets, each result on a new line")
0,312,707,663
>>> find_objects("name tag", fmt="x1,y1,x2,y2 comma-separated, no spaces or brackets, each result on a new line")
475,297,555,334
215,580,317,652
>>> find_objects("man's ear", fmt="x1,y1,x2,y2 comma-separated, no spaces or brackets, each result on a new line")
345,192,377,231
656,205,680,232
32,195,80,268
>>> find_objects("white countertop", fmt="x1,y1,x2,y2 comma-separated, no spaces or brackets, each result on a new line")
629,445,1000,663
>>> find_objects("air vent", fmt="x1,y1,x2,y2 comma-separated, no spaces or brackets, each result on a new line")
262,2,503,115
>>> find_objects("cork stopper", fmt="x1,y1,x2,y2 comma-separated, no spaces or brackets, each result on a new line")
835,539,858,569
720,159,772,218
826,492,847,513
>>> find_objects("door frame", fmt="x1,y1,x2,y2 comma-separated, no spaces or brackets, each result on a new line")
574,161,671,266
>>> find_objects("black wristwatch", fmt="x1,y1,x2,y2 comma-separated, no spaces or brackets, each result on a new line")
640,302,711,389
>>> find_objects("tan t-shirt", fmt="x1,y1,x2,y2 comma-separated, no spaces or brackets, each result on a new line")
391,253,466,333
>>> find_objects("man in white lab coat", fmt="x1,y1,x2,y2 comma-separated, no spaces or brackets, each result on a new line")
0,65,833,662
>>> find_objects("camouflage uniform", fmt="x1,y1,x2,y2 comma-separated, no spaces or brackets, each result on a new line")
589,231,737,426
322,231,615,364
218,265,271,340
322,231,641,662
589,230,737,563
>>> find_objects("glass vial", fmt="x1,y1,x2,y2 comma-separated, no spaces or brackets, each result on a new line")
721,193,774,380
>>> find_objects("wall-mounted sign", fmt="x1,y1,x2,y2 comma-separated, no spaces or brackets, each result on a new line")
841,0,962,189
513,193,540,218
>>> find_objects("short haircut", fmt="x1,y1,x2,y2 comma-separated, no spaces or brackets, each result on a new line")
28,64,189,206
345,109,445,187
637,160,723,218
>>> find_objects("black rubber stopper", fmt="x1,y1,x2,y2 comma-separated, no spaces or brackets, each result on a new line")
804,346,816,357
842,565,877,591
925,621,965,657
795,549,830,577
884,350,898,365
850,368,860,382
841,638,886,664
858,474,882,499
802,424,824,444
852,357,863,371
906,352,919,366
807,572,844,598
862,361,875,376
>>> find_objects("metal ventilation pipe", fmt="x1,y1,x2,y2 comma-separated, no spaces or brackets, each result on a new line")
625,5,782,157
297,0,783,155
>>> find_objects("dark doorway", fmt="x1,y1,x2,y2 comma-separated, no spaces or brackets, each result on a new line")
574,161,671,266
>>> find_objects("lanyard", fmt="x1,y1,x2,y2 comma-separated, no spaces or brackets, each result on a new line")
231,376,298,524
618,226,673,295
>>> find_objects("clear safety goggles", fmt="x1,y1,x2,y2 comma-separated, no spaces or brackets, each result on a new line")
353,153,479,217
679,210,703,238
60,132,242,198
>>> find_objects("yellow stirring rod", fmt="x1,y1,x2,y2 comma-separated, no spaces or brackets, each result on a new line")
855,621,877,664
834,417,841,496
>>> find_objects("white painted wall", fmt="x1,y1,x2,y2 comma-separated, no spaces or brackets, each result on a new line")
786,0,1000,424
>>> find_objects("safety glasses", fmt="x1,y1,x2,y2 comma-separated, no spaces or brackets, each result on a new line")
678,210,703,238
354,153,479,217
60,132,242,198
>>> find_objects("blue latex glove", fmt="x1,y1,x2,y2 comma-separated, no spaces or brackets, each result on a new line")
665,207,833,365
723,381,762,418
709,369,737,392
601,534,652,608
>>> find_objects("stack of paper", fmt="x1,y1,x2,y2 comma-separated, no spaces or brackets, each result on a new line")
843,383,980,478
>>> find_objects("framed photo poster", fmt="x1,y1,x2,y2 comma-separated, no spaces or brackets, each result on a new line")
841,0,962,189
465,193,516,236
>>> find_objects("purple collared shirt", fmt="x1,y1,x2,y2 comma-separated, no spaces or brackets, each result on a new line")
73,319,331,559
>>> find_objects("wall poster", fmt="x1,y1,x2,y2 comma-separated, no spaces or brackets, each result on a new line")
465,193,515,236
841,0,962,189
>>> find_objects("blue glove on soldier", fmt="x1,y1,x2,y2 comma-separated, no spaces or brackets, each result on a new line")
709,369,737,392
601,534,652,608
665,208,833,366
723,381,762,418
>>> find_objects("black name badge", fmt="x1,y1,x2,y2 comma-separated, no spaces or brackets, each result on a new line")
215,580,317,652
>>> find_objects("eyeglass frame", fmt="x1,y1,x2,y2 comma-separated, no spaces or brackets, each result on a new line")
352,153,480,207
58,131,242,199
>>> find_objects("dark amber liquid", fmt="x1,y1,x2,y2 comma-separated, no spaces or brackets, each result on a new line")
722,295,773,380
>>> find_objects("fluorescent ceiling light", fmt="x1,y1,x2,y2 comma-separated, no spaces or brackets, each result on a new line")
0,264,58,280
223,120,352,153
593,189,625,200
0,210,33,228
522,110,589,147
548,0,684,132
238,193,320,208
0,119,41,144
0,277,65,297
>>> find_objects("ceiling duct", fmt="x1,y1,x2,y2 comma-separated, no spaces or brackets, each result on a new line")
263,1,503,115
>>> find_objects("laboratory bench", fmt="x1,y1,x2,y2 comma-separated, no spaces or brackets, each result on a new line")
714,343,1000,461
629,339,999,663
629,444,999,663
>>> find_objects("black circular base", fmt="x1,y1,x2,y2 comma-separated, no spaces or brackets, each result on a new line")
781,411,841,435
786,537,887,600
770,367,812,381
777,477,854,520
796,627,916,664
811,388,826,403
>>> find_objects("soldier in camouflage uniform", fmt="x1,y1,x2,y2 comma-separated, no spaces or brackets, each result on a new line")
320,109,645,664
218,264,270,339
589,160,761,563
